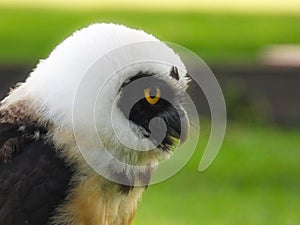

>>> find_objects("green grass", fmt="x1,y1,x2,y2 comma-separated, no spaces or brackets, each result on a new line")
1,7,300,65
133,122,300,225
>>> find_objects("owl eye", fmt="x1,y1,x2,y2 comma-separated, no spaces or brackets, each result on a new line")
144,87,161,105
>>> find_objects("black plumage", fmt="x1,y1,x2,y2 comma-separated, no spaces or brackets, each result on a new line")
0,123,73,225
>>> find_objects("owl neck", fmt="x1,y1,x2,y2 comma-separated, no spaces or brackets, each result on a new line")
48,130,147,225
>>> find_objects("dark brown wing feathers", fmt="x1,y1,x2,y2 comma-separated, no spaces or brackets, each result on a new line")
0,122,73,225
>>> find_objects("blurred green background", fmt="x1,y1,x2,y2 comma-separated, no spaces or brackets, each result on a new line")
1,8,300,65
1,0,300,224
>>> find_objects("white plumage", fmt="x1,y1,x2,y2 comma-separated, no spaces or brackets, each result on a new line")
2,23,187,127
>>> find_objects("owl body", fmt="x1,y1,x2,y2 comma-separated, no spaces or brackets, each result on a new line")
0,23,189,225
